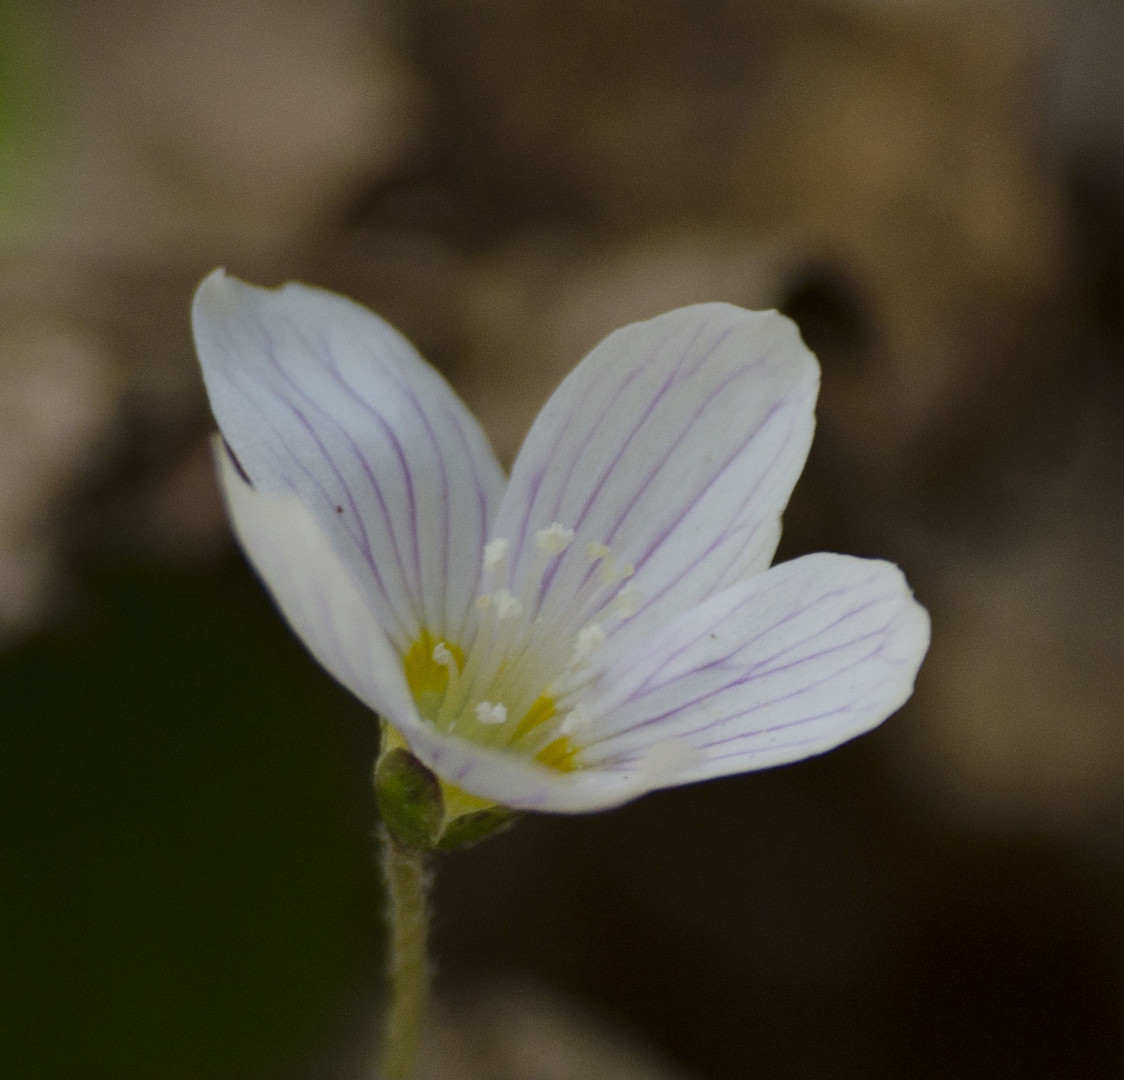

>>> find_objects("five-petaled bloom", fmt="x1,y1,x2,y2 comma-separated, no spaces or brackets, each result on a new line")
193,270,929,838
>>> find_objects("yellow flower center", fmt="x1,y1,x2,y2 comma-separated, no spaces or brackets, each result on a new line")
400,523,645,776
403,629,464,713
402,632,579,772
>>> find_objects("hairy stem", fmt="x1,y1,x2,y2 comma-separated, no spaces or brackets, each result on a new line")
379,830,432,1080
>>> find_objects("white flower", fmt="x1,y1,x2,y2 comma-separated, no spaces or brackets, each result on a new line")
192,270,929,814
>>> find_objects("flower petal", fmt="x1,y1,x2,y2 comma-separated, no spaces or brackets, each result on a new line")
216,442,419,728
193,270,506,651
577,553,930,784
221,440,648,813
390,716,650,813
491,304,818,653
402,550,929,814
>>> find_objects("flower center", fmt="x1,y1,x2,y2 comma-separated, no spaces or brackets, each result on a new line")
400,522,643,773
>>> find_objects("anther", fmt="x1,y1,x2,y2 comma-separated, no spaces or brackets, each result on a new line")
536,522,574,555
571,622,606,664
483,538,509,571
600,555,636,585
613,582,643,618
432,642,455,667
585,541,611,562
492,588,523,621
475,701,508,726
558,705,588,737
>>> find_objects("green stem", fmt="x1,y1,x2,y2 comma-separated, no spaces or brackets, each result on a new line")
379,830,432,1080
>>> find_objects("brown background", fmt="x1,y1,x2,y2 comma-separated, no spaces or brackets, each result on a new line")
3,1,1124,1077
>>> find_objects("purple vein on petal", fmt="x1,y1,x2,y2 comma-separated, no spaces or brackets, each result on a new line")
314,309,501,642
540,319,716,538
531,327,783,621
307,323,425,619
727,594,895,683
283,317,422,610
219,317,418,641
504,312,715,585
561,417,790,641
550,319,723,543
221,352,370,555
608,399,796,622
692,657,901,752
223,378,413,645
595,642,853,747
596,332,744,545
627,581,889,700
587,614,906,755
528,352,690,612
697,719,855,762
648,569,886,693
309,321,451,633
266,346,419,619
506,334,656,581
674,624,897,737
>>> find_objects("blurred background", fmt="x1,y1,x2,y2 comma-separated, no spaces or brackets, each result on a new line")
2,0,1124,1076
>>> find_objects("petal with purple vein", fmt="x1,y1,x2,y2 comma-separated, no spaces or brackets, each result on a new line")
492,304,818,656
221,442,652,814
579,553,930,783
217,442,420,730
194,270,506,652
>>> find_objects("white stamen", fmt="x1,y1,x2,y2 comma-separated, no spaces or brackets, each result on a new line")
571,622,606,664
483,538,509,570
492,588,523,621
600,555,636,585
432,642,454,667
585,541,611,562
558,706,588,737
474,700,508,726
614,582,643,618
536,522,574,555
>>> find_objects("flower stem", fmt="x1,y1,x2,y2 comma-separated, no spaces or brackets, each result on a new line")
379,829,432,1080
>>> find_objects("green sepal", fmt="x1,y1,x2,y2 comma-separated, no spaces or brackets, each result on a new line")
374,747,444,850
436,806,522,851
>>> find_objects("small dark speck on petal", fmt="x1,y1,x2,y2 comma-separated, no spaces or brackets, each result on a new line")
335,505,344,514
